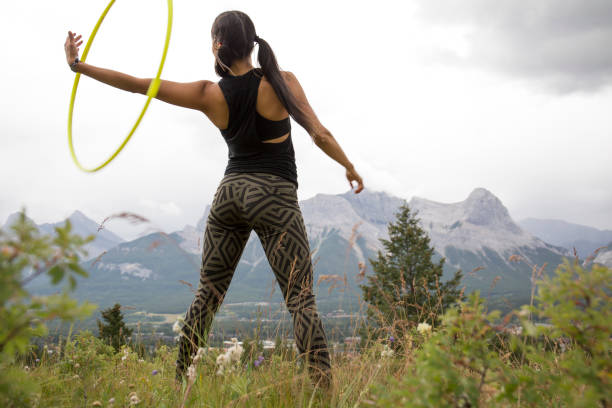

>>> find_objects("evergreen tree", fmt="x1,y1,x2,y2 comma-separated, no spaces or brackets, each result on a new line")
97,303,132,351
360,203,463,338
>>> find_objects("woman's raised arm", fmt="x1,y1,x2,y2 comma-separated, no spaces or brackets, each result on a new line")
282,71,364,193
64,31,213,113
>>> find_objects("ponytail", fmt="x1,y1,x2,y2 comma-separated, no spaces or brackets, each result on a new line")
211,11,314,136
255,36,314,136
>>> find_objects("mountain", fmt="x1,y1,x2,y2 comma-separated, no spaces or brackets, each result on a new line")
27,188,571,315
3,210,124,260
518,218,612,259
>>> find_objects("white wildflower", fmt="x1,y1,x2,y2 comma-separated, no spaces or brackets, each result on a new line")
74,363,80,368
172,320,182,334
192,347,207,364
216,353,228,366
417,322,432,335
128,391,140,405
187,364,196,381
138,359,144,363
381,345,394,358
227,344,243,363
108,397,115,404
214,339,243,376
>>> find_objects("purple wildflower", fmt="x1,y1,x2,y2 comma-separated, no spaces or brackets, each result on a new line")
152,369,159,376
254,359,261,367
389,336,395,343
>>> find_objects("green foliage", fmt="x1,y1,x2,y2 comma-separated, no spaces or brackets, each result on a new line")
360,203,463,340
369,259,612,407
97,303,133,352
502,259,612,407
0,210,97,406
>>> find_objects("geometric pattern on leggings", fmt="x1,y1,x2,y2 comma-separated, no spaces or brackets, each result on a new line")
176,172,331,386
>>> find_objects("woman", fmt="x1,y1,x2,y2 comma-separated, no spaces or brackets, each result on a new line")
64,10,363,387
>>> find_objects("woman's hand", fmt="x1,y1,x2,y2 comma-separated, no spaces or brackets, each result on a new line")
64,31,83,66
346,165,364,194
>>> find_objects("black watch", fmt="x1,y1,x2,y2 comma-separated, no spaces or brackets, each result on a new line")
70,57,80,72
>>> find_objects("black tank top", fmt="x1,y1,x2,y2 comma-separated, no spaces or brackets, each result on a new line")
218,68,298,187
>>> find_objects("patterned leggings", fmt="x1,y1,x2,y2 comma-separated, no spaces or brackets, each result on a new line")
176,172,331,386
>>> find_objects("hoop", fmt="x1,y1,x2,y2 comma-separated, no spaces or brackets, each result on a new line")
67,0,173,172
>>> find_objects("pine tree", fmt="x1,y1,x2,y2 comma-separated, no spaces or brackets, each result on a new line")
360,203,463,338
97,303,133,351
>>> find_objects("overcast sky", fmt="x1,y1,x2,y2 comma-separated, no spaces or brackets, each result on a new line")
1,0,611,240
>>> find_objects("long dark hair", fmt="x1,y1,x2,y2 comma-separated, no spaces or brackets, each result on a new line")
211,11,313,135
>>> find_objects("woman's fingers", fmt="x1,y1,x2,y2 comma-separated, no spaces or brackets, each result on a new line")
346,168,364,194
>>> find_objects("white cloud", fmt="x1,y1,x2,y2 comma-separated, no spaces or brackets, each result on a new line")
1,0,611,237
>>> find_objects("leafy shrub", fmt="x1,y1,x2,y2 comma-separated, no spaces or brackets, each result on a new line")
368,259,611,407
0,210,97,406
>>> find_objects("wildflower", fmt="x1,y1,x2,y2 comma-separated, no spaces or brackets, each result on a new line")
216,353,228,366
74,363,80,368
35,358,40,363
253,355,265,367
138,359,144,363
108,397,115,404
417,322,432,335
92,401,102,407
172,320,182,334
381,345,394,358
173,336,180,343
24,366,30,372
73,374,80,379
192,347,207,364
187,364,196,381
128,391,140,405
152,369,159,376
389,336,395,343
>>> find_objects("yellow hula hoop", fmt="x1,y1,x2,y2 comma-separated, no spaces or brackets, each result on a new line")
67,0,173,172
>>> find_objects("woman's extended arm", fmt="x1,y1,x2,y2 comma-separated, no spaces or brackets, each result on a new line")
282,71,364,193
64,31,212,113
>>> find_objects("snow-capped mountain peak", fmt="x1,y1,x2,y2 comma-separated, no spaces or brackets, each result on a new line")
409,188,563,258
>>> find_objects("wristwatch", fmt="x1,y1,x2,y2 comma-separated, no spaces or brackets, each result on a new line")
70,57,80,72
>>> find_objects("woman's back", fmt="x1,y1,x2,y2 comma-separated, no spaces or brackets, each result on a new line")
203,69,291,133
208,68,298,186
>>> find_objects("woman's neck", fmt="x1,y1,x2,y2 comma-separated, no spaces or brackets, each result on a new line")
228,58,254,77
